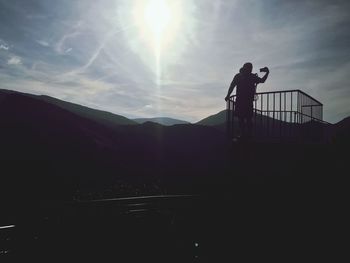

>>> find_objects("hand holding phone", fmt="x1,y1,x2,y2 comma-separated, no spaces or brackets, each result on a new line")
260,67,269,73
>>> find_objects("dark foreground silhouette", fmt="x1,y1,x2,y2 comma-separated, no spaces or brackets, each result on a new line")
0,89,347,261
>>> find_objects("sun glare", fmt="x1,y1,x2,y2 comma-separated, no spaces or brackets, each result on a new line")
144,0,172,37
132,0,183,78
143,0,172,82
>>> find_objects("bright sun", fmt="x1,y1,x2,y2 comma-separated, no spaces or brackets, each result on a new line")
133,0,181,67
127,0,193,82
144,0,172,38
131,0,182,81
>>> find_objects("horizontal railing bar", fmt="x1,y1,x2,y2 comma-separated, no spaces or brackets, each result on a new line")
255,89,300,95
228,89,323,106
301,105,322,107
298,115,329,124
255,110,298,113
229,89,300,97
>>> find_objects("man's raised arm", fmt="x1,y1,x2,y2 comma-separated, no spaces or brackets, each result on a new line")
259,67,270,83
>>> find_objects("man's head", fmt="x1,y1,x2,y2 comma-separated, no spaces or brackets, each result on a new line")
242,62,253,74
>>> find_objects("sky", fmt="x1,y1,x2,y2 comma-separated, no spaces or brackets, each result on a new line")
0,0,349,123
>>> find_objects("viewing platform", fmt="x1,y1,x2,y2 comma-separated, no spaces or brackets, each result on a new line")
226,89,328,142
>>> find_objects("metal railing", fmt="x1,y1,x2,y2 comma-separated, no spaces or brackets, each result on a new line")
226,89,327,142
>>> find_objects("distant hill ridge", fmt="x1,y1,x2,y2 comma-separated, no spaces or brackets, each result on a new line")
133,117,190,126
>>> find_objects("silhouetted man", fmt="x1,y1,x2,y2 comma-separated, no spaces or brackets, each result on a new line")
225,62,269,139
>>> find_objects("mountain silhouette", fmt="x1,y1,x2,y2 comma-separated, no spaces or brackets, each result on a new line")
196,110,227,126
335,116,350,131
333,116,350,145
0,89,137,128
0,89,228,203
0,89,227,163
133,117,190,126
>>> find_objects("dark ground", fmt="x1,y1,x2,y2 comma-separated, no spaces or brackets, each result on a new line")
1,139,346,262
0,90,347,262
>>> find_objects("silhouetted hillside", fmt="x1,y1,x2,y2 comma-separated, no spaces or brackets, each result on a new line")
0,89,137,128
335,116,350,130
333,116,350,145
133,117,190,126
196,110,227,126
0,90,119,202
0,90,228,202
0,90,227,164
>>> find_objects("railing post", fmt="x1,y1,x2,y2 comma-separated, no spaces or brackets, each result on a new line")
279,92,282,140
267,93,269,137
311,105,313,121
273,93,275,138
254,96,257,138
232,98,235,139
226,100,231,140
284,92,286,139
261,93,263,138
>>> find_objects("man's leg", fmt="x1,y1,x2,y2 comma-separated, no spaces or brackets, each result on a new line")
239,117,245,138
247,117,253,138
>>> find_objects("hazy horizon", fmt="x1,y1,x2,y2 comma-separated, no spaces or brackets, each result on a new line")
1,0,349,123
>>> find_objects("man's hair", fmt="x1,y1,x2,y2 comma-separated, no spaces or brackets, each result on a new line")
242,62,253,73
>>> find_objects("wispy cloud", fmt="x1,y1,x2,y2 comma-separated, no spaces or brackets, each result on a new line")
0,39,9,50
54,22,82,55
7,56,22,65
0,44,9,50
36,39,49,47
